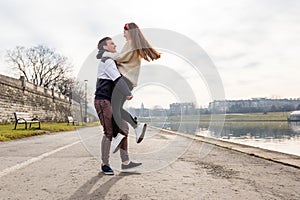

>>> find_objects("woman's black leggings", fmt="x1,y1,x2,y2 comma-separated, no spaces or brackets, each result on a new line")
111,78,137,137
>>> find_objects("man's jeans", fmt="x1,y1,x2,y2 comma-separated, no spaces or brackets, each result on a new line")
94,99,129,164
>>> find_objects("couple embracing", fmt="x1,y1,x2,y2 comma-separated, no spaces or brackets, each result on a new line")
94,23,161,175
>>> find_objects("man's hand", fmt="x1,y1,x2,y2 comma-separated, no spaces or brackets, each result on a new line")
126,95,133,100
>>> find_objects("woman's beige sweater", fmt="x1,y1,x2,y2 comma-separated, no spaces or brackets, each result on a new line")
103,40,141,87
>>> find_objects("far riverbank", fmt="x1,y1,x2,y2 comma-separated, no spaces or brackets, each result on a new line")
140,111,291,122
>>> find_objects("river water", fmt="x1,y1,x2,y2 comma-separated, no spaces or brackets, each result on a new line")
150,121,300,156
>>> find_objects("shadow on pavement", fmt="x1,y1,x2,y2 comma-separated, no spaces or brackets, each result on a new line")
67,171,141,199
118,172,141,176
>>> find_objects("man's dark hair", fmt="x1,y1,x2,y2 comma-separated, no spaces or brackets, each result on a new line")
97,37,111,50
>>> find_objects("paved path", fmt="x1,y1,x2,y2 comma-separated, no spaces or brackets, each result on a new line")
0,126,299,199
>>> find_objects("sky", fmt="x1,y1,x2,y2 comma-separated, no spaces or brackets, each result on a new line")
1,0,300,108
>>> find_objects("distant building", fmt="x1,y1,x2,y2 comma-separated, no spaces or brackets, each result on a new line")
128,103,150,117
209,98,300,113
127,102,198,117
169,102,196,116
149,106,167,117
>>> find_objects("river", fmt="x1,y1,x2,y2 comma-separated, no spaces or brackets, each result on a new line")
150,121,300,156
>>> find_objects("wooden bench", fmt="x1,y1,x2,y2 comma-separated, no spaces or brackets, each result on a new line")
67,116,78,126
13,112,41,130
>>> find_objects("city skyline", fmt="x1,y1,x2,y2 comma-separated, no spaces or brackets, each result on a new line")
126,96,300,110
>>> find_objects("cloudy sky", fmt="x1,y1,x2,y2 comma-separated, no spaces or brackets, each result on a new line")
1,0,300,108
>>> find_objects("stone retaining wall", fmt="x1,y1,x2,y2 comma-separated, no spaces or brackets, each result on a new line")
0,74,81,123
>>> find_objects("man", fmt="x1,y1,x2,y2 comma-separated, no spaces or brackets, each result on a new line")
94,37,142,175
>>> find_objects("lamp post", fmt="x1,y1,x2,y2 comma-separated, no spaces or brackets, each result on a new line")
84,80,88,123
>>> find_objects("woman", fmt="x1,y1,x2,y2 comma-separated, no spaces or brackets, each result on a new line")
97,22,161,144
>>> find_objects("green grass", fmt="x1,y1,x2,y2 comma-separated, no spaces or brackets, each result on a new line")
0,122,100,142
223,112,289,121
140,112,290,122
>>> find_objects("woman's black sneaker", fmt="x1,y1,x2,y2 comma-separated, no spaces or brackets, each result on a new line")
101,165,114,175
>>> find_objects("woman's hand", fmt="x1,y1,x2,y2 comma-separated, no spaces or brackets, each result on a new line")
126,95,133,100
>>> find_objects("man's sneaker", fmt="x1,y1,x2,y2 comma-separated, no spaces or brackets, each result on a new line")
101,164,114,175
121,161,142,170
112,133,125,153
134,123,147,143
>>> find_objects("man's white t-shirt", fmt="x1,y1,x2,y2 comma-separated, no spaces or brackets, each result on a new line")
97,59,120,81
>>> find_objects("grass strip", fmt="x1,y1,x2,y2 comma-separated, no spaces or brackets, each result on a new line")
0,122,100,142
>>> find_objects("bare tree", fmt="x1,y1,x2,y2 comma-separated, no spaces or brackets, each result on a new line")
5,45,90,104
6,45,72,89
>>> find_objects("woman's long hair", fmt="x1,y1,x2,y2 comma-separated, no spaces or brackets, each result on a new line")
125,23,161,62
